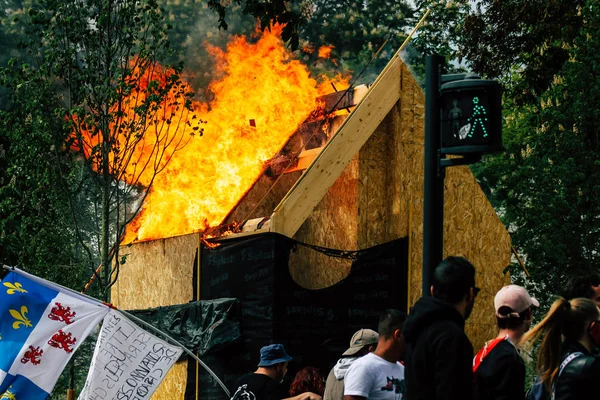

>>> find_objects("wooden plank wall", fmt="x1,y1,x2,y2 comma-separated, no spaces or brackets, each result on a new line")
114,233,198,400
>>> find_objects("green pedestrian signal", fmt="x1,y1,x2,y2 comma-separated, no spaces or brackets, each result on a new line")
440,77,502,155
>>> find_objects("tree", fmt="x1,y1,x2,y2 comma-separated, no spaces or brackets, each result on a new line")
406,0,470,82
461,0,585,104
26,0,199,299
0,61,94,289
207,0,307,50
471,0,600,296
298,0,413,85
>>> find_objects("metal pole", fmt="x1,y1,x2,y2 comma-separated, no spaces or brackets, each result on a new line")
422,54,445,296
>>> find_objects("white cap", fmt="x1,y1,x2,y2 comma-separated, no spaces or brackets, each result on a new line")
494,285,539,318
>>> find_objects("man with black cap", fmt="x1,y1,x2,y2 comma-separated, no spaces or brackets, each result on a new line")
473,284,539,400
231,344,323,400
324,329,379,400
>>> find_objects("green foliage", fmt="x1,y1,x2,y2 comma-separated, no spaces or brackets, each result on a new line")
207,0,306,50
23,0,198,299
161,0,257,100
407,0,470,81
299,0,413,84
472,0,600,296
0,62,90,288
461,0,585,104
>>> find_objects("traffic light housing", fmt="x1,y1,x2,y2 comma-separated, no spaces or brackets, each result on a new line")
440,77,503,155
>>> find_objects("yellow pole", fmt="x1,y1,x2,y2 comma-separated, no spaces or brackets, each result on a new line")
407,201,413,312
511,244,531,278
196,232,201,399
370,8,431,88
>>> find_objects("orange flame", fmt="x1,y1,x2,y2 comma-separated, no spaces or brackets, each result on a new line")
318,45,334,59
123,26,349,243
70,62,196,187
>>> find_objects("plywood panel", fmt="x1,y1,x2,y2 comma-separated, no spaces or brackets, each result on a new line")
358,124,392,249
113,232,198,400
290,156,358,289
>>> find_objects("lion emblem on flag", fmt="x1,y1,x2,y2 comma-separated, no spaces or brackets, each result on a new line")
48,330,77,353
48,302,77,324
21,345,43,365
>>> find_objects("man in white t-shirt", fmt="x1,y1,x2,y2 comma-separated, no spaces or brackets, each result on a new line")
343,310,407,400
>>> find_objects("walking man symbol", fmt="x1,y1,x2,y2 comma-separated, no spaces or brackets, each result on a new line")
467,97,488,138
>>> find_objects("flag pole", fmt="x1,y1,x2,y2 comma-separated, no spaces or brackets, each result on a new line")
1,265,231,397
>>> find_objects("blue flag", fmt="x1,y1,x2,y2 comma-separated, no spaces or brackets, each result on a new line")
0,269,109,399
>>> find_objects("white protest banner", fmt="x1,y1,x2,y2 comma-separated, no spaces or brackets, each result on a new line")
79,309,183,400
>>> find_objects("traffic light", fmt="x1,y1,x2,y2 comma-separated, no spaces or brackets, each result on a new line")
440,76,503,155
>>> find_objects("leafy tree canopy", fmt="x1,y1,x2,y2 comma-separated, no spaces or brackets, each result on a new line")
472,0,600,295
461,0,585,104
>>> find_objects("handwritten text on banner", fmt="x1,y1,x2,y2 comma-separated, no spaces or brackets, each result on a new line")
79,309,183,400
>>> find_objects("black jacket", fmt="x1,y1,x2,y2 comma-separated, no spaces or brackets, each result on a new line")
553,341,600,400
403,296,474,400
473,339,525,400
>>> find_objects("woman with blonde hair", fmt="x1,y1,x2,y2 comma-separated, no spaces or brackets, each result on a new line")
521,297,600,400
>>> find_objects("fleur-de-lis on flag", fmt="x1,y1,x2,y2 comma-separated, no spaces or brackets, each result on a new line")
10,305,32,329
0,386,16,399
3,281,27,295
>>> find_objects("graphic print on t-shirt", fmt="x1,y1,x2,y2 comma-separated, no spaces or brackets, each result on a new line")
380,376,404,399
344,353,405,400
231,384,257,400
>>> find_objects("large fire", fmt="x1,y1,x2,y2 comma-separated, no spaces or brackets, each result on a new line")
121,26,349,243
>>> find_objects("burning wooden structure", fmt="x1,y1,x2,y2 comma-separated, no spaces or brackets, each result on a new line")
113,56,511,400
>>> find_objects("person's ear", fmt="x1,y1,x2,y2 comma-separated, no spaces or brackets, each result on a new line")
394,328,402,340
465,287,474,303
430,285,435,296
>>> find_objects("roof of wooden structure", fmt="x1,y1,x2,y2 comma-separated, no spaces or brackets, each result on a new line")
269,56,402,238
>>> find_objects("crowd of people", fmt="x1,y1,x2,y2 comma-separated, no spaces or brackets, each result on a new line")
230,257,600,400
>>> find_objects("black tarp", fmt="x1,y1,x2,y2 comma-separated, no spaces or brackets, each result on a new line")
186,233,408,400
127,298,240,360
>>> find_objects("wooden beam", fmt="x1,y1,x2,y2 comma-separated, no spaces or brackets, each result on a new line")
317,84,369,112
284,147,323,173
270,56,403,238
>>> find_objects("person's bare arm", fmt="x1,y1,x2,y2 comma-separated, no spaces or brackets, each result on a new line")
283,392,323,400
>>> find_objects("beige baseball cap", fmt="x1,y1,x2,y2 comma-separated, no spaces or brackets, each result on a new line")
342,329,379,356
494,285,539,318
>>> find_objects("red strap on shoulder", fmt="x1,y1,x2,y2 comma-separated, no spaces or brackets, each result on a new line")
473,337,505,374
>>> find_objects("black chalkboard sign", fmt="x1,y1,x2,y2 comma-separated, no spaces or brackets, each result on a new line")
186,233,408,400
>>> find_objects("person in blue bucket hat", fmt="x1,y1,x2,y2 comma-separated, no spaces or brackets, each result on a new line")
230,344,323,400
